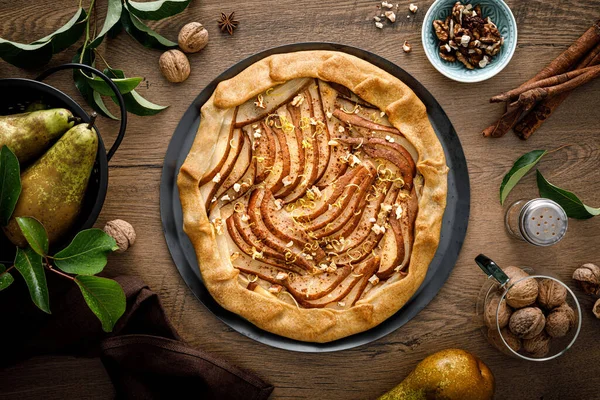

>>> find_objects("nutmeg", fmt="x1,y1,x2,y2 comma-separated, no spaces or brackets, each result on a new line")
488,327,521,353
572,263,600,296
178,22,209,53
537,278,567,310
484,292,511,329
509,307,545,339
159,49,191,83
104,219,136,253
504,267,538,308
523,331,551,357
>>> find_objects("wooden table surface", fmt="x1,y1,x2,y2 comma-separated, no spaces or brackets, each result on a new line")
1,1,599,399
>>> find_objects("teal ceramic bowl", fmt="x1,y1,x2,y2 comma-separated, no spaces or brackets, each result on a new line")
422,0,517,82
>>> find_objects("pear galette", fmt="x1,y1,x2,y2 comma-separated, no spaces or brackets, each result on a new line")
178,51,448,342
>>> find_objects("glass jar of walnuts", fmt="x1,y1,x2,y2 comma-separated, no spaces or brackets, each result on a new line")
475,255,581,361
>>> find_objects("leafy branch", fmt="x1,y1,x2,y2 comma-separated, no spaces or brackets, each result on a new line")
0,0,193,118
0,145,125,332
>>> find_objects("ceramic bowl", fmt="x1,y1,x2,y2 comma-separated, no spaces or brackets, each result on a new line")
421,0,518,83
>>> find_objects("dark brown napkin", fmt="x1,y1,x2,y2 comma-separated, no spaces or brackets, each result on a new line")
0,274,273,400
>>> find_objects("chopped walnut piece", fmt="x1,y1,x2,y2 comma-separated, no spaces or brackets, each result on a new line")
385,11,396,22
402,41,412,53
375,21,384,29
291,94,304,107
409,3,418,13
254,94,265,109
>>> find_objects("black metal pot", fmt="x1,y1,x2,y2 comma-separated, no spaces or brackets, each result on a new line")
0,63,127,263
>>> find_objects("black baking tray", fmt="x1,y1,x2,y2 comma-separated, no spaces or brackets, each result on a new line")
160,43,470,352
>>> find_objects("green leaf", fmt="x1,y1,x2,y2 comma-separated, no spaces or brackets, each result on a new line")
121,6,178,50
537,170,600,219
72,48,119,120
500,150,547,205
0,146,21,226
0,8,86,68
14,247,50,313
127,0,192,20
16,217,49,256
105,68,168,116
53,229,118,275
89,0,123,48
0,264,14,291
84,75,143,96
75,275,126,332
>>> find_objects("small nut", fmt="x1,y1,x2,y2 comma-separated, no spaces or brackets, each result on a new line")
384,11,396,23
523,331,551,357
104,219,136,253
487,327,521,353
402,41,412,53
409,3,418,13
509,307,545,339
484,292,511,329
159,50,191,83
178,22,209,53
504,267,538,308
572,263,600,295
537,278,567,310
593,298,600,319
545,303,576,338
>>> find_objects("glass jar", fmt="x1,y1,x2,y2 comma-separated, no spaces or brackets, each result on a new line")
475,255,581,362
505,198,568,246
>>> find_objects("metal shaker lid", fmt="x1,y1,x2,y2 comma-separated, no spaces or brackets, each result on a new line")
519,198,568,246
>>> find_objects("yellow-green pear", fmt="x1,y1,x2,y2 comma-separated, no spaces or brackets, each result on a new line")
378,349,495,400
0,108,76,164
3,121,98,247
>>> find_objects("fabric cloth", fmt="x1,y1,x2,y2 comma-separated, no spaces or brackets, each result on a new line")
0,274,273,400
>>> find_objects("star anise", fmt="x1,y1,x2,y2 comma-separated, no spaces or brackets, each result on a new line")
218,12,239,35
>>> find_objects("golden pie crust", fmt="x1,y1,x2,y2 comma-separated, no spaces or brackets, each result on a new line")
178,51,448,342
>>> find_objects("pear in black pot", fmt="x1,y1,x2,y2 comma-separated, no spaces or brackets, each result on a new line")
3,114,98,247
0,108,78,164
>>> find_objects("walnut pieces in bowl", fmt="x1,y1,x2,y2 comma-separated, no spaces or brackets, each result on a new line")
422,0,517,82
433,2,504,70
478,265,582,361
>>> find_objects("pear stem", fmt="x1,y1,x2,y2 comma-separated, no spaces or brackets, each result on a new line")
68,116,82,124
87,112,97,129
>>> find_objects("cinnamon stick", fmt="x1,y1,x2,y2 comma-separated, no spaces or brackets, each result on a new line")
509,65,600,109
482,20,600,138
514,43,600,139
491,66,599,103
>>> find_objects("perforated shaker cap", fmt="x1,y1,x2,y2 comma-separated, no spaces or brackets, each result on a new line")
519,198,568,246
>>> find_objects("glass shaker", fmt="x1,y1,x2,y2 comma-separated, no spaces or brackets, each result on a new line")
504,198,568,246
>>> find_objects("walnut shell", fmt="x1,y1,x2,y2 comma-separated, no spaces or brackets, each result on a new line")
509,307,545,339
505,268,538,308
104,219,136,253
537,278,567,310
178,22,209,53
572,263,600,296
593,298,600,319
488,327,521,353
545,303,575,338
484,292,511,329
523,331,551,357
159,50,191,83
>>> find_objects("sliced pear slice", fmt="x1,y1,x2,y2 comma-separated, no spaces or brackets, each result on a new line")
235,78,312,128
199,107,238,185
333,109,401,135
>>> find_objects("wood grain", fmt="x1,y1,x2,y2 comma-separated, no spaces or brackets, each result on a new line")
1,0,599,399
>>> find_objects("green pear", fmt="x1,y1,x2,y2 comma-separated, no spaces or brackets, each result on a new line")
0,108,76,164
3,121,98,247
378,349,495,400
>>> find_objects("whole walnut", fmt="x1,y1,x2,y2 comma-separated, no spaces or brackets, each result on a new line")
572,263,600,296
509,307,545,339
159,50,191,83
484,292,512,329
178,22,209,53
488,327,521,353
545,303,575,338
537,278,567,310
593,298,600,319
104,219,136,253
523,331,551,357
504,266,538,308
